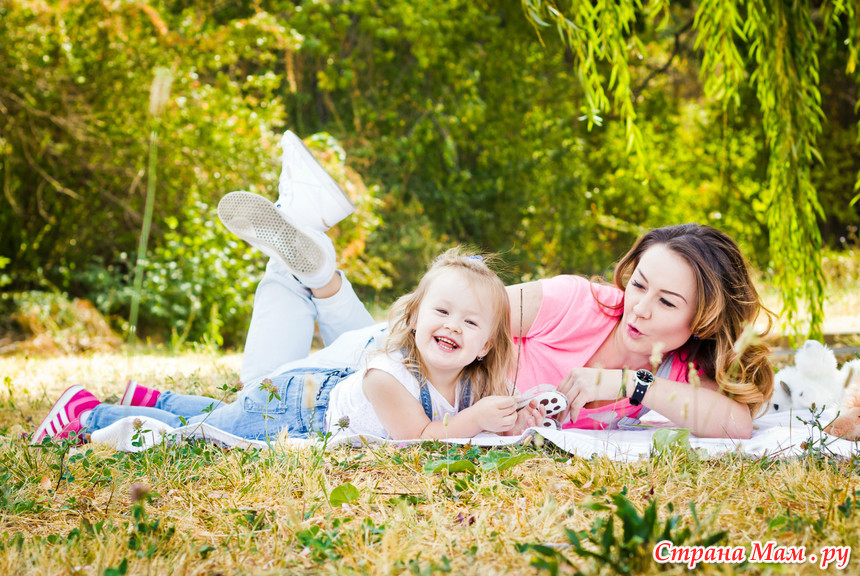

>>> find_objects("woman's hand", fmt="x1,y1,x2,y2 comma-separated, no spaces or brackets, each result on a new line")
557,367,626,423
464,396,518,433
557,367,754,438
503,399,547,436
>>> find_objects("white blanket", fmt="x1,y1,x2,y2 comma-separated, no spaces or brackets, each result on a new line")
89,408,859,461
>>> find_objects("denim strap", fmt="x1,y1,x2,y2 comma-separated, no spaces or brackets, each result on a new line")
409,361,473,421
418,384,434,420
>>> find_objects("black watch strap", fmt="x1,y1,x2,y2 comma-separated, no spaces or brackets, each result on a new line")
629,369,654,406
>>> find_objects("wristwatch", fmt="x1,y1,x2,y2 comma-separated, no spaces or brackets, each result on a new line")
629,369,654,406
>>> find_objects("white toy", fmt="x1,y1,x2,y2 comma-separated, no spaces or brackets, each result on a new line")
768,340,856,414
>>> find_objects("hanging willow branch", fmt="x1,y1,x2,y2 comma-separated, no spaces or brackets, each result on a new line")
521,0,860,338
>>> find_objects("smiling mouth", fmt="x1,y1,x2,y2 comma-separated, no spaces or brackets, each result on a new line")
435,336,459,350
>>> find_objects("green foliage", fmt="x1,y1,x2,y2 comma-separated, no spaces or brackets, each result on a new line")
522,0,860,337
1,0,858,344
76,200,263,347
0,256,10,288
424,447,536,474
517,489,727,575
0,290,119,353
328,481,360,507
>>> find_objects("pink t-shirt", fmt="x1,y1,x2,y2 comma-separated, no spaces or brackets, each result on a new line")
514,275,693,429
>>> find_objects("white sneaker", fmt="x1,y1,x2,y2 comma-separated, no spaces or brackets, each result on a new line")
277,131,355,232
218,191,336,288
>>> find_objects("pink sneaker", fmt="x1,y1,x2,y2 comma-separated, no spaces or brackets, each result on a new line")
120,380,161,407
31,385,100,445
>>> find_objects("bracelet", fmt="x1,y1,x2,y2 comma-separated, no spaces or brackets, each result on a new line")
620,368,628,398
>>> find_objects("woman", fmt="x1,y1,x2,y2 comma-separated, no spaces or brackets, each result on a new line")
219,131,773,439
507,224,773,438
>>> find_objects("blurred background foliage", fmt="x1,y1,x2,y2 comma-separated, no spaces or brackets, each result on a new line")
0,0,858,348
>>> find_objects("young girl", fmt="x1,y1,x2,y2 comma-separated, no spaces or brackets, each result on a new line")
31,249,546,444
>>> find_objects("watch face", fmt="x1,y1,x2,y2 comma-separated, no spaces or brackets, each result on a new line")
636,369,654,384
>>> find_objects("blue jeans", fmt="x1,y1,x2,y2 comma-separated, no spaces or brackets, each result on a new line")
86,367,355,441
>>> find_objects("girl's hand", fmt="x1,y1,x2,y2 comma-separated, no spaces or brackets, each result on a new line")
465,396,518,433
557,367,626,423
504,399,546,436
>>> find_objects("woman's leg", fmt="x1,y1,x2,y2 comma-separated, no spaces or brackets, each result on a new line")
312,271,375,348
241,257,374,383
241,259,318,384
221,131,376,383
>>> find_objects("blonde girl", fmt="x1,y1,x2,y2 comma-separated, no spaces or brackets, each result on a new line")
33,249,544,444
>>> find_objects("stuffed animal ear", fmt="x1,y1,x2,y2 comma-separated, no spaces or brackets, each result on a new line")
780,380,792,398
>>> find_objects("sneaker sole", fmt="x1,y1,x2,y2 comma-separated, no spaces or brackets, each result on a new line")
218,192,328,277
282,131,355,226
31,385,84,445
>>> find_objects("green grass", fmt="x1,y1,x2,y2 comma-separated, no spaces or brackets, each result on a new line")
1,352,858,575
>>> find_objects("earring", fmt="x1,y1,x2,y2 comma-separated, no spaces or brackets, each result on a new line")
692,334,699,341
411,328,416,334
476,355,484,361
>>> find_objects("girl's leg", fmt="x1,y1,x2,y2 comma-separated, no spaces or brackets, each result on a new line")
154,391,225,418
85,391,226,432
185,366,353,441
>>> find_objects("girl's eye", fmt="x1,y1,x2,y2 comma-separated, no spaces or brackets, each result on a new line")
631,280,645,289
466,319,478,327
435,308,448,315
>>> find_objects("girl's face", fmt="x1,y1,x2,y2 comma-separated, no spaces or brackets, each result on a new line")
621,244,698,359
413,269,496,381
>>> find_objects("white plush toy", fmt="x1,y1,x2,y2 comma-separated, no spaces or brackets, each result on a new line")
768,340,859,414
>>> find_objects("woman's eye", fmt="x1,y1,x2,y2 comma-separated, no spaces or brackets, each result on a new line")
631,280,644,289
660,298,676,308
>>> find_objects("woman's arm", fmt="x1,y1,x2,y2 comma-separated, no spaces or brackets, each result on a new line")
362,369,520,439
557,367,754,439
506,281,543,338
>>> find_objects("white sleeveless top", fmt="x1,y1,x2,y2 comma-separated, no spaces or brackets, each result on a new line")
325,350,463,439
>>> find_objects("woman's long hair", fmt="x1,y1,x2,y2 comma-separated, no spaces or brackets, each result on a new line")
384,247,513,402
612,224,774,416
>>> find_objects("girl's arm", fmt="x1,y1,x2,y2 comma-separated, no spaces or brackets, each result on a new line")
362,369,519,439
557,367,753,439
506,281,543,338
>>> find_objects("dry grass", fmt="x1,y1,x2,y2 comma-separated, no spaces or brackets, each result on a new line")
1,353,858,575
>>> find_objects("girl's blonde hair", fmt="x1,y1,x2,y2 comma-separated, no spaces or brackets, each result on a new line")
611,224,774,416
384,247,513,401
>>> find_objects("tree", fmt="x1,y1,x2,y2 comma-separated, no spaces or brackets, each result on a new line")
521,0,860,337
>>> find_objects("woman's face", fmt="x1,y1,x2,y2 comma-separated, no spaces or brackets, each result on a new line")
621,244,698,359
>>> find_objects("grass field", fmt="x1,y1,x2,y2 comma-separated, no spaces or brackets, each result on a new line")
1,351,858,575
2,248,859,574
